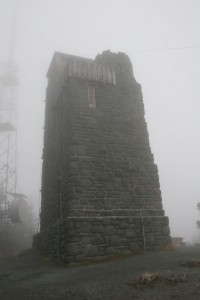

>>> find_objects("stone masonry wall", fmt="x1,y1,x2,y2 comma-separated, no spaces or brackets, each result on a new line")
34,215,170,263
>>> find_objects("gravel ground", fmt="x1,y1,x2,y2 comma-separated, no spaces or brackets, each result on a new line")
1,247,200,300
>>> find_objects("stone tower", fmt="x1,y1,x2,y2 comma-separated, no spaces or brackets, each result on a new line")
34,51,170,262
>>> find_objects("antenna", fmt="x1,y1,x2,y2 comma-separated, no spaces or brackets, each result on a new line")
0,0,19,254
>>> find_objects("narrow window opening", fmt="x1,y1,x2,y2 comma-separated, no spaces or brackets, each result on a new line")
88,86,96,108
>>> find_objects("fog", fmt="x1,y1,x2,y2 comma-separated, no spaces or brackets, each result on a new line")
1,0,200,243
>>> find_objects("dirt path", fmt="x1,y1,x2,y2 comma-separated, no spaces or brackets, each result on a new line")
0,248,200,299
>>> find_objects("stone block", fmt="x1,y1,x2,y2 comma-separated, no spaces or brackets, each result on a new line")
94,199,103,209
92,225,104,233
121,193,132,202
105,225,115,235
145,233,156,245
126,229,136,238
128,217,136,223
76,255,85,262
92,233,104,244
99,247,105,256
81,236,92,244
135,185,144,196
80,197,90,205
102,218,111,226
66,243,78,255
85,245,98,257
104,236,110,243
105,247,117,256
120,222,129,229
116,229,125,235
129,242,140,251
95,189,105,198
80,179,92,188
110,236,120,246
129,224,136,229
76,146,87,156
80,169,92,176
162,225,170,235
65,256,76,263
80,222,91,233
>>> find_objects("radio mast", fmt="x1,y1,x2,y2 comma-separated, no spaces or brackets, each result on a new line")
0,0,19,254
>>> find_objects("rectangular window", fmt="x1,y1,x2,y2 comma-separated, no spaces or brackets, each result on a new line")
88,86,96,108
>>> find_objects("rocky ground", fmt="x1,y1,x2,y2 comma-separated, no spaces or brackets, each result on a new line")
1,247,200,299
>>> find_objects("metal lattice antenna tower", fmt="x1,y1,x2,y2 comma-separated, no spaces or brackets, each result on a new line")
0,1,18,254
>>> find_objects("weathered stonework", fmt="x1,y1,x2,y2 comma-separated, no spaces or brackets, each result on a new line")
34,50,171,262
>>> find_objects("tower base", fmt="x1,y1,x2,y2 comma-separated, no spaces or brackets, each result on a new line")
33,210,170,263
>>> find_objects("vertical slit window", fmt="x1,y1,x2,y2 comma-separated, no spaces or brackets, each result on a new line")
88,86,96,108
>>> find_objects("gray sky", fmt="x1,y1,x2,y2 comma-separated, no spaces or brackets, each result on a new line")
1,0,200,243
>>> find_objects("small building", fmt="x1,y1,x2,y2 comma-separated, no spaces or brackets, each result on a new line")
34,50,171,263
171,237,186,247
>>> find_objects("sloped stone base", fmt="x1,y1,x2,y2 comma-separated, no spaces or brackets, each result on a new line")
33,213,171,263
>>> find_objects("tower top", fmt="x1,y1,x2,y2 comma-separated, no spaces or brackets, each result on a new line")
47,50,135,87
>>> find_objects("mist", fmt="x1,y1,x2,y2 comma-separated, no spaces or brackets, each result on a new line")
0,0,200,244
